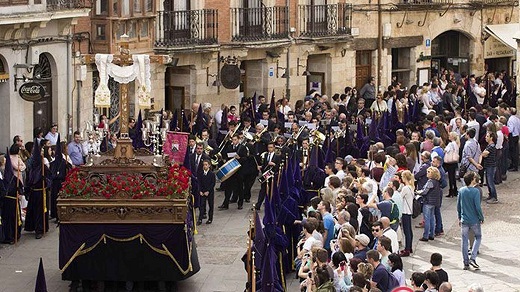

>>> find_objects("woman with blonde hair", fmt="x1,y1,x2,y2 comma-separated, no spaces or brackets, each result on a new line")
417,167,442,242
443,131,460,197
399,170,415,257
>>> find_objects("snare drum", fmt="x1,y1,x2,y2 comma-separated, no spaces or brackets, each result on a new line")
216,158,241,182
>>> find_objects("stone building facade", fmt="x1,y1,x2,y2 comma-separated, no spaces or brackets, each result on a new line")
0,0,518,144
0,0,90,148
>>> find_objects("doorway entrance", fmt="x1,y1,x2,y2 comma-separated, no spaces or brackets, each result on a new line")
356,50,372,90
33,53,53,132
431,30,471,76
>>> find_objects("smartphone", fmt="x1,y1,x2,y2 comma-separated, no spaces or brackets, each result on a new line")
308,271,312,279
340,261,346,271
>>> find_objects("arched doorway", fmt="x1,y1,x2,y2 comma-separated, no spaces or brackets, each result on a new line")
431,30,471,76
33,53,53,132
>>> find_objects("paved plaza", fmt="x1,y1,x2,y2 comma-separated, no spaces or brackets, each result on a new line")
1,172,520,292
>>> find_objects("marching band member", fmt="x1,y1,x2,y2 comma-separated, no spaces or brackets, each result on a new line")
241,117,255,134
236,135,258,204
254,123,271,156
218,134,243,210
255,142,281,210
296,139,311,171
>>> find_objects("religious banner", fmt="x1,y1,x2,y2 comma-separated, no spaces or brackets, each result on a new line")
163,131,189,164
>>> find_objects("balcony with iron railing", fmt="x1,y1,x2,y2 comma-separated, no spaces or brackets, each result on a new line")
155,9,218,49
396,0,453,6
298,3,352,38
46,0,92,10
230,6,289,42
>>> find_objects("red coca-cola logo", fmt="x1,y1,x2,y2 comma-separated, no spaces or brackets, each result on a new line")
19,82,45,102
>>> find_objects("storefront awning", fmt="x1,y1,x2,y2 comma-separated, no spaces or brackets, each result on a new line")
485,23,520,50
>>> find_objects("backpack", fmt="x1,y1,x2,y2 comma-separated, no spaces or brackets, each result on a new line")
389,199,400,225
386,269,400,291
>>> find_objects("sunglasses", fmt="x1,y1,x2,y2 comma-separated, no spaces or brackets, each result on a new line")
372,229,380,232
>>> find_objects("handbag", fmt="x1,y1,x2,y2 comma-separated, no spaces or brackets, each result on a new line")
412,196,422,219
444,143,459,164
444,149,459,164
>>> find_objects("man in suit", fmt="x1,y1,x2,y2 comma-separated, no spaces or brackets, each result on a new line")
187,135,197,155
190,142,210,178
354,98,367,118
198,160,216,225
295,138,311,171
218,135,243,210
254,123,271,156
236,137,258,205
241,117,255,134
201,128,218,156
255,142,281,210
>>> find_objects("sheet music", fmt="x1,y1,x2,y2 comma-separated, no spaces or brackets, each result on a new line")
260,119,268,126
227,152,237,158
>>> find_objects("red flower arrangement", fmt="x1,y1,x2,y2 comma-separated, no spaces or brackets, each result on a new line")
60,164,191,200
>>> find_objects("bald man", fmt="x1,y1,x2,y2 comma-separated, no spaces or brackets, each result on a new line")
380,217,399,253
439,282,452,292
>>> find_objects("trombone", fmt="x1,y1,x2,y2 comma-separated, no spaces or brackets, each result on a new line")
253,127,267,142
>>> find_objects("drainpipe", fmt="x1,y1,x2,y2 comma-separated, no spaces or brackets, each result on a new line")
377,0,382,90
285,0,291,100
67,36,72,141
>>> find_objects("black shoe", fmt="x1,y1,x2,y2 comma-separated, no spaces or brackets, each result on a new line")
238,205,243,210
463,265,470,270
429,237,435,240
419,237,429,242
206,219,212,224
469,259,480,269
216,187,223,191
202,214,207,219
35,233,43,239
445,194,453,198
218,205,228,210
196,220,202,225
245,199,250,203
254,205,261,210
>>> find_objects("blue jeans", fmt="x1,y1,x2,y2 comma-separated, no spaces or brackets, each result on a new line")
435,206,444,234
486,166,497,199
423,204,435,239
461,223,482,265
402,214,413,251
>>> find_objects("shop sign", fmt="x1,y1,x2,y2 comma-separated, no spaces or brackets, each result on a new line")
485,37,515,59
19,82,45,102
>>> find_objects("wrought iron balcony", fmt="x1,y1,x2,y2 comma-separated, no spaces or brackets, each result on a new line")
46,0,92,10
230,6,288,42
155,9,218,47
397,0,453,5
298,3,352,37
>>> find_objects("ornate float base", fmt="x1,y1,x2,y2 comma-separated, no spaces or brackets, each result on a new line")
57,198,188,224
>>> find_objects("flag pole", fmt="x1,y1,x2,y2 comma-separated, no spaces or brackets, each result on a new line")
41,147,47,236
246,217,253,291
251,251,256,292
15,160,21,244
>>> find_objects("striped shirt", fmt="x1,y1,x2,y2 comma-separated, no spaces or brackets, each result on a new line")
482,143,496,168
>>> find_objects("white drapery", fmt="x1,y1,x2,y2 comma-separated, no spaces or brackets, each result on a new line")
94,54,113,108
94,54,152,109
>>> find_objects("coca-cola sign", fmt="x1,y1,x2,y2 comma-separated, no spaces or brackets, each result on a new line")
19,82,45,102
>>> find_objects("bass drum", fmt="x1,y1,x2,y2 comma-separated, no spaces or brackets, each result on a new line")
220,64,241,90
216,158,241,182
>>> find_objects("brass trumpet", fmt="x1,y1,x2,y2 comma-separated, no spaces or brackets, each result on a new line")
310,129,326,145
253,127,267,142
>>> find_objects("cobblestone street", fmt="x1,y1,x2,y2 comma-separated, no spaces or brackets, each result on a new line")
1,172,520,292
